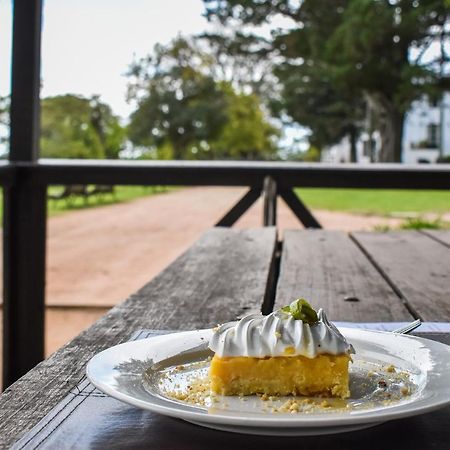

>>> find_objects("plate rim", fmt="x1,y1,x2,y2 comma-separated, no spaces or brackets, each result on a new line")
86,328,450,429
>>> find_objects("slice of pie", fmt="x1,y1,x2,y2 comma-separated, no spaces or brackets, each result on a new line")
209,299,353,399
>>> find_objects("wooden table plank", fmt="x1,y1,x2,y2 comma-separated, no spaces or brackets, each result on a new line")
0,227,277,448
420,230,450,248
274,230,413,321
352,231,450,321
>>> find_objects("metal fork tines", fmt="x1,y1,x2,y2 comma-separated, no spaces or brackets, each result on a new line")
392,319,422,334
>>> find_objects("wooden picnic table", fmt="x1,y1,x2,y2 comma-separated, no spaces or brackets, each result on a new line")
1,228,449,449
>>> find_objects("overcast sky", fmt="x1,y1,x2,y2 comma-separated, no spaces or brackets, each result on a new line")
0,0,214,118
0,0,306,151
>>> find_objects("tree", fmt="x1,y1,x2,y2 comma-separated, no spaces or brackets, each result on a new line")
274,55,365,162
203,0,450,162
196,30,276,100
127,37,229,159
88,95,126,159
127,36,279,160
41,94,125,159
208,84,279,159
328,0,449,162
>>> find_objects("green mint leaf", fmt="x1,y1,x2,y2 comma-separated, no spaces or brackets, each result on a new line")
281,298,319,324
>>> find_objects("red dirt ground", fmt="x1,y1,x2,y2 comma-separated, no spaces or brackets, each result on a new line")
45,186,403,308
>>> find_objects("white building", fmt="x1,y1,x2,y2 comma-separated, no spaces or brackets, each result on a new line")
322,93,450,163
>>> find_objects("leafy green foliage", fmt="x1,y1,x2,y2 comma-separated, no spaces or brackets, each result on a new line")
275,61,363,159
127,37,230,159
281,298,319,324
298,146,321,162
196,31,275,100
295,188,450,215
272,0,364,159
127,36,279,160
374,217,449,231
41,95,125,159
208,84,279,159
399,217,448,230
203,0,450,162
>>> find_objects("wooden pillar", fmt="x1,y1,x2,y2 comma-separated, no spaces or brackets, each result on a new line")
262,176,277,227
3,0,46,388
215,187,261,227
279,188,322,229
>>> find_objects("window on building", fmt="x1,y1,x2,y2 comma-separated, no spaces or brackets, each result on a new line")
427,123,439,148
362,138,376,157
430,98,439,108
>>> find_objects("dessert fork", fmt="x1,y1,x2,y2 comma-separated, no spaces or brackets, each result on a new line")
392,319,422,334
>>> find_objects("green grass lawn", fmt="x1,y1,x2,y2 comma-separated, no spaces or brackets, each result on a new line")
0,186,447,221
0,186,170,220
295,188,450,216
47,185,170,216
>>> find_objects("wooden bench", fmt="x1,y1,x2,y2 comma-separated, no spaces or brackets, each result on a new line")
48,185,116,204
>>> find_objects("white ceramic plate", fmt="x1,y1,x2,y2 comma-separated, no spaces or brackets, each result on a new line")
86,328,450,436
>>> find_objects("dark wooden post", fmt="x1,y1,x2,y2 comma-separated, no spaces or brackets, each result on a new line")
215,187,261,227
262,176,277,226
3,0,46,388
279,188,322,229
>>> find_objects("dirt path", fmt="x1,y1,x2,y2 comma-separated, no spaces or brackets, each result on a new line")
46,186,404,307
1,187,405,368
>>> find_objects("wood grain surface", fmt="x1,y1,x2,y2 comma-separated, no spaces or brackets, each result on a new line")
352,231,450,321
0,227,277,447
2,228,450,448
420,230,450,248
274,230,413,321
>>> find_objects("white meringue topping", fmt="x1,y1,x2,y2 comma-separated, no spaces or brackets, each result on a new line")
209,308,354,358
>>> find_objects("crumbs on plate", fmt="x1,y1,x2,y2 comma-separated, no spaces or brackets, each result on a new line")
158,360,415,414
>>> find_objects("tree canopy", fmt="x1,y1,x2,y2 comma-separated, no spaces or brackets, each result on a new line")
208,84,279,159
40,94,125,159
127,36,279,160
203,0,450,161
271,5,365,161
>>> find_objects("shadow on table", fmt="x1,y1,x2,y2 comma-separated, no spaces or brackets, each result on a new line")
24,394,446,450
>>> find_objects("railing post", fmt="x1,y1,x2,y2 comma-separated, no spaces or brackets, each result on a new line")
3,0,46,388
215,187,261,227
279,187,322,229
262,176,277,226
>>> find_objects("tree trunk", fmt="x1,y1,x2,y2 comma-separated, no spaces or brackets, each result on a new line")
378,108,404,163
366,93,404,162
392,110,404,163
349,125,357,163
172,140,185,160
